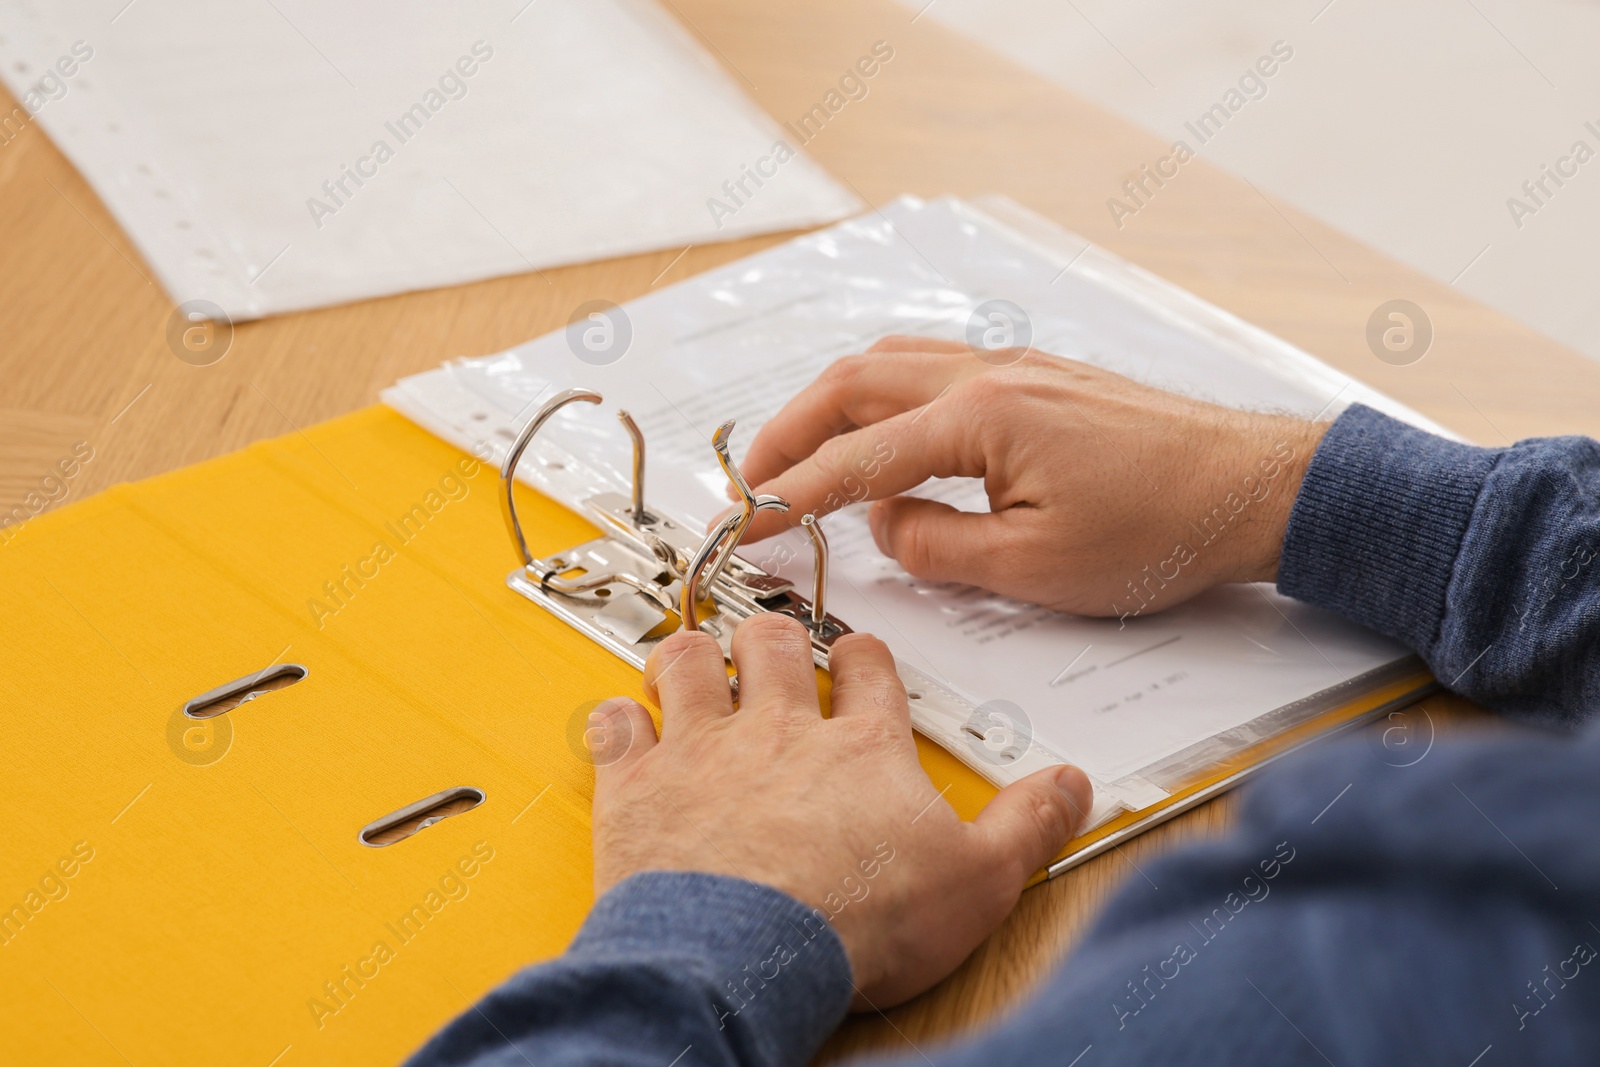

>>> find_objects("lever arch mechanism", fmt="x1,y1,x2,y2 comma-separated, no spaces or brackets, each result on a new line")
499,389,851,672
496,389,990,766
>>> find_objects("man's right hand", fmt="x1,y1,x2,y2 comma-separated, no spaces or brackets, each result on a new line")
734,336,1328,618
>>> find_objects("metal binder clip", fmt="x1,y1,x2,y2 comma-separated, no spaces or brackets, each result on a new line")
499,390,853,671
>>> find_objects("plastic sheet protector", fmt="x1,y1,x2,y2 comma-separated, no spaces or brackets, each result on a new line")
385,194,1441,818
0,0,858,319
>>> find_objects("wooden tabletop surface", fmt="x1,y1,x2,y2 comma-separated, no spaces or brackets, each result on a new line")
3,0,1595,1059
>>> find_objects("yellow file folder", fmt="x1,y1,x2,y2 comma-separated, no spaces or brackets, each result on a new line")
0,404,1429,1063
0,406,1001,1066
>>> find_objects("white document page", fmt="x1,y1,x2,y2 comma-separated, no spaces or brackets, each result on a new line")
0,0,857,319
386,196,1422,790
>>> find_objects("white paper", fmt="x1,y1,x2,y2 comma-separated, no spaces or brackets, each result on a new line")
386,195,1422,788
0,0,858,319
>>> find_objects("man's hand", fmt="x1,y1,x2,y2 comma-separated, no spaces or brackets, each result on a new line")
587,613,1093,1009
734,337,1329,617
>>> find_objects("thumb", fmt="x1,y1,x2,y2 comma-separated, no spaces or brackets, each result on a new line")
973,765,1094,883
869,496,1008,586
587,697,657,781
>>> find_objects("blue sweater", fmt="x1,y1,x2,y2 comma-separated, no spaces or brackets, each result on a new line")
410,405,1600,1067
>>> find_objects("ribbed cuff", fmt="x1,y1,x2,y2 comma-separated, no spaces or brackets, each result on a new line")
573,872,854,1067
1278,405,1502,655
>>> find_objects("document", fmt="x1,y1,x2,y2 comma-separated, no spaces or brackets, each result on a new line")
386,195,1429,802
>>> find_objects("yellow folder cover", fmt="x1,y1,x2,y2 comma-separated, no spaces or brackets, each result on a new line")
0,405,1002,1066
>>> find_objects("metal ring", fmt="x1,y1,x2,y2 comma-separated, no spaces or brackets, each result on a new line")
501,388,602,567
681,495,790,632
681,512,743,632
501,389,675,615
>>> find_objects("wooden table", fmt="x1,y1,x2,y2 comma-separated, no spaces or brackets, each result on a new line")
2,0,1595,1059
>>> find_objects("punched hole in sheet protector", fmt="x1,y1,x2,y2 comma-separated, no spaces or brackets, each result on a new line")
360,788,487,848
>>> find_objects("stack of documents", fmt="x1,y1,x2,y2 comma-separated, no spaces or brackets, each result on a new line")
386,194,1440,831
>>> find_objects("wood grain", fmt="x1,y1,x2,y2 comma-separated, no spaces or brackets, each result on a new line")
0,0,1591,1056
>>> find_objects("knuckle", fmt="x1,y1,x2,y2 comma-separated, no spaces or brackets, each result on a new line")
812,432,850,465
654,629,720,662
831,635,898,683
956,372,1006,408
892,514,938,576
1029,789,1072,850
834,663,886,690
844,714,900,750
756,715,807,750
971,514,1012,559
741,610,811,647
820,354,864,389
832,631,890,659
963,365,1039,409
811,435,856,480
1011,347,1056,372
995,364,1037,393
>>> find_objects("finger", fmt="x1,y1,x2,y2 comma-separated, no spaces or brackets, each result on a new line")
867,335,972,354
586,697,657,776
729,612,821,721
974,765,1094,884
643,631,733,736
867,495,1020,590
739,350,970,490
742,404,982,542
825,633,911,729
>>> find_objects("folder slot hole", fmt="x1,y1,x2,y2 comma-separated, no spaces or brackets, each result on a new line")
907,690,924,701
359,787,486,848
183,664,307,719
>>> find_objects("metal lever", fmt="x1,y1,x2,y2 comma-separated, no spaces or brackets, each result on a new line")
679,418,789,632
618,410,646,524
801,513,829,631
704,419,786,588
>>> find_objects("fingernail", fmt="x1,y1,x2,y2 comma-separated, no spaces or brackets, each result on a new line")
590,698,626,724
585,699,635,764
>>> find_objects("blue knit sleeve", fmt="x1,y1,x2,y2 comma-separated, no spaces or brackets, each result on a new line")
1278,404,1600,726
404,872,854,1067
